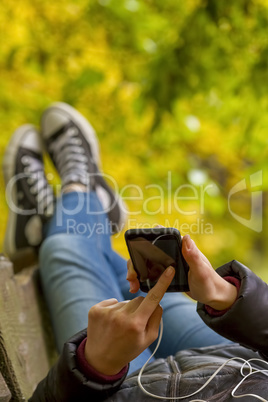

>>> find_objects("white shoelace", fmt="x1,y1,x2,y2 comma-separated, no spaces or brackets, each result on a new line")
21,155,54,216
49,126,92,188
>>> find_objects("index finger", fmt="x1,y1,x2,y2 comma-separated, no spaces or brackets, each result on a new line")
136,266,175,320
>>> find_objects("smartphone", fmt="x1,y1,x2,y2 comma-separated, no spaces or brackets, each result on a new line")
124,227,189,292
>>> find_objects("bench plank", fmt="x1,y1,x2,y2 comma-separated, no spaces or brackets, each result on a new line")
0,255,57,401
0,373,11,402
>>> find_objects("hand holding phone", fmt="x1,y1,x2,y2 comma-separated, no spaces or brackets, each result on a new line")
125,227,189,292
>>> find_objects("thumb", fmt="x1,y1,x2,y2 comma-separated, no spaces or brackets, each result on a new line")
182,235,211,269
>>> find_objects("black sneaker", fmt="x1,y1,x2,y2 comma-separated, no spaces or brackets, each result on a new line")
3,125,54,266
40,102,127,234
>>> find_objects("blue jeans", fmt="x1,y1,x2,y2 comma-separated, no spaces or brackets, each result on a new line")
39,192,230,374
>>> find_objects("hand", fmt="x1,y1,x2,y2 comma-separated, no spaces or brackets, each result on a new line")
127,258,141,293
182,235,237,310
84,266,175,376
127,233,238,310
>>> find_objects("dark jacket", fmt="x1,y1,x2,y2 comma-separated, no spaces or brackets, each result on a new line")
29,261,268,401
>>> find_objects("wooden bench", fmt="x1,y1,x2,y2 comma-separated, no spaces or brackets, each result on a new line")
0,255,57,401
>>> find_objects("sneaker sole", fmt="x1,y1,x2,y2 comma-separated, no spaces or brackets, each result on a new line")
41,102,100,167
3,125,39,263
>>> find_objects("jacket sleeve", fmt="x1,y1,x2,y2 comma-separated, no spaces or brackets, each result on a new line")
197,260,268,359
28,329,128,402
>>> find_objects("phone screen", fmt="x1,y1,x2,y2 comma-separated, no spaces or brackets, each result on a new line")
125,229,189,292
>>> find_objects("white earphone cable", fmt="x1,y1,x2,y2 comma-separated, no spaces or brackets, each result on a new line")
137,319,268,401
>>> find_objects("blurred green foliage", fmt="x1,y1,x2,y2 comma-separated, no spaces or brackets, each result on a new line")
0,0,268,278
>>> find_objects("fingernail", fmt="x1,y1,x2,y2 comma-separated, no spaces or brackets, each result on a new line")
129,282,135,292
165,266,175,277
185,235,193,251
